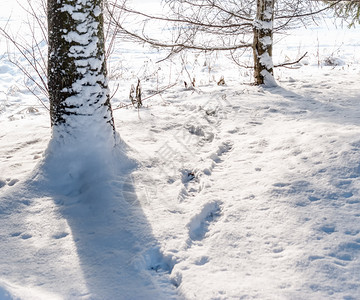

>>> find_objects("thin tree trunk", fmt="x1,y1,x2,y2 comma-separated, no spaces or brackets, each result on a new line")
48,0,115,140
253,0,276,86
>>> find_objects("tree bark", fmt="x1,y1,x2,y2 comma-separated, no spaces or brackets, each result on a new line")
48,0,115,139
253,0,276,86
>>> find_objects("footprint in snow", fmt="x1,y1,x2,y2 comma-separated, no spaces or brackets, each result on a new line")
308,196,321,202
187,201,222,242
10,232,22,237
21,234,32,240
344,229,360,236
0,179,6,189
194,255,209,266
178,169,201,202
346,198,360,205
134,246,174,274
0,178,19,188
178,141,233,202
7,178,19,186
329,241,360,263
185,124,215,145
209,140,234,165
52,232,69,239
320,225,336,234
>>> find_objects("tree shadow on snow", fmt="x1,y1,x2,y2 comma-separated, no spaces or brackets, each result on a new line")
266,85,360,127
44,143,179,299
0,142,177,299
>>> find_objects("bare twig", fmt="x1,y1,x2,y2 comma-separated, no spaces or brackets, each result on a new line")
113,82,177,110
274,52,308,68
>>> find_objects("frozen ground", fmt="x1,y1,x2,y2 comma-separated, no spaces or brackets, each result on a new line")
1,1,360,299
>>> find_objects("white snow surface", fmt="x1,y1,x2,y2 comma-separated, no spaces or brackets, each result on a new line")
1,2,360,299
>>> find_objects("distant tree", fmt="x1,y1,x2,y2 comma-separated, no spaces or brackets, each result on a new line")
48,0,115,142
109,0,340,86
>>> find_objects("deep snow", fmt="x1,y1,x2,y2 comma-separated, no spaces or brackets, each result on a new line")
1,1,360,299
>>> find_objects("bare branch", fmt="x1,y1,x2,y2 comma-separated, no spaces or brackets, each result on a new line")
0,27,49,99
110,2,253,28
108,8,252,52
274,52,308,68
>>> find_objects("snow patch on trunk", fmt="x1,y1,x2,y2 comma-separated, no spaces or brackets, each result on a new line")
259,51,274,69
260,70,277,87
51,0,114,144
260,36,272,48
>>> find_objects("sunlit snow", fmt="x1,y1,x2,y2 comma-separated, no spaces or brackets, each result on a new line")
0,1,360,299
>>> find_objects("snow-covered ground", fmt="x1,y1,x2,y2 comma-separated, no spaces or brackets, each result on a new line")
1,1,360,299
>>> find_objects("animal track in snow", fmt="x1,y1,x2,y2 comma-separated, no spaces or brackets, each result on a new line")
5,139,41,156
347,198,360,204
308,196,321,202
329,240,360,262
320,225,336,234
10,232,22,237
21,234,32,240
187,201,222,241
178,169,201,200
0,178,19,188
7,178,19,186
135,246,175,274
132,246,177,290
344,229,359,236
185,124,215,144
52,232,69,239
209,140,233,165
178,140,233,202
194,255,209,266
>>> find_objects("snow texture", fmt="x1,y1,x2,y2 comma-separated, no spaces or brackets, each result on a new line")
253,19,274,30
1,1,360,299
261,69,277,87
260,36,273,47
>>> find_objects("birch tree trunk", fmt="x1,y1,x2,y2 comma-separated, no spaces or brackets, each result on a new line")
48,0,115,143
253,0,276,87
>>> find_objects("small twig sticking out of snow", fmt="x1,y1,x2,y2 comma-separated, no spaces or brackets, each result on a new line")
114,82,177,110
129,79,143,109
217,76,225,86
317,36,321,67
135,79,142,108
180,55,196,87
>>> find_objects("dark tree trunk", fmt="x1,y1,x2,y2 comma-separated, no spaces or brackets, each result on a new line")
253,0,276,86
47,0,114,136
